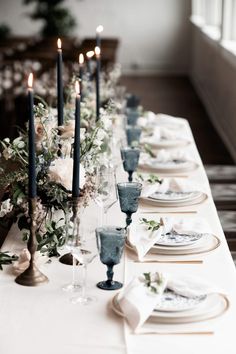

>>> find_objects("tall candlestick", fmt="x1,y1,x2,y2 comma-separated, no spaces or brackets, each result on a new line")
57,38,64,126
96,25,104,49
79,53,84,100
86,50,94,81
72,81,81,198
27,73,37,198
95,46,101,122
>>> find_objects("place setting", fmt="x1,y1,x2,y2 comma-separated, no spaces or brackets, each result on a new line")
125,215,221,262
110,271,229,334
140,124,192,149
138,148,199,174
138,175,208,208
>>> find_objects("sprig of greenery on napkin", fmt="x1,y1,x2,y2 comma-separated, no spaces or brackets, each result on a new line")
137,173,163,185
142,272,165,294
0,251,18,270
143,144,156,158
140,218,163,232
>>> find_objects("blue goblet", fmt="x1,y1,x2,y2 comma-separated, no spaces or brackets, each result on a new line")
126,108,139,126
126,126,142,146
117,182,142,228
121,147,140,182
96,226,126,290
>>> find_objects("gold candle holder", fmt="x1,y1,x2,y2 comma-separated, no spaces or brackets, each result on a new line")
59,197,81,265
15,198,48,286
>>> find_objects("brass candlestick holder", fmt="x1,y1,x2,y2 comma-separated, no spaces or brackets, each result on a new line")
15,198,49,286
59,197,81,265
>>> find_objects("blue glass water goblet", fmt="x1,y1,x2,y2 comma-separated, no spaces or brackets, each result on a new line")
126,126,142,146
117,182,142,228
120,147,140,182
96,226,126,290
126,108,139,126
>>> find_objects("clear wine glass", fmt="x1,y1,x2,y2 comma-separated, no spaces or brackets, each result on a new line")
61,201,82,292
70,236,97,305
94,166,118,225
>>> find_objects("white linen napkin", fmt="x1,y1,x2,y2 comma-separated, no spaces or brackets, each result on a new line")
117,272,168,331
162,217,212,236
143,126,190,143
140,149,193,167
141,178,206,198
117,272,222,332
127,220,164,259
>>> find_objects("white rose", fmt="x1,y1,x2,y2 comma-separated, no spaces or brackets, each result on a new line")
0,198,13,217
48,158,86,191
101,115,112,130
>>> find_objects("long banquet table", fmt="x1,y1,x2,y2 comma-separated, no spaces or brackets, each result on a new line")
1,115,236,354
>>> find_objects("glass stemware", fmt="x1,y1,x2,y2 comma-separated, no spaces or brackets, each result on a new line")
126,126,142,146
117,182,142,228
62,201,82,292
126,108,139,126
94,166,118,225
96,226,126,290
70,236,97,305
121,147,140,182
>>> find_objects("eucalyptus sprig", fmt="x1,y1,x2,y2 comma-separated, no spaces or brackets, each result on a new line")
143,144,156,158
140,217,163,232
137,173,162,185
0,251,18,270
142,272,164,294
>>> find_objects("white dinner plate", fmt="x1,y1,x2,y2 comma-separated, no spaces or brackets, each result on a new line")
140,192,208,208
139,160,199,174
141,137,191,149
126,233,221,256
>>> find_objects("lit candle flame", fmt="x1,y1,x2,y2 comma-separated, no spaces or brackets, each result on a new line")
96,25,104,33
28,73,33,88
86,50,94,59
95,46,101,57
75,80,80,95
57,38,62,49
79,53,84,65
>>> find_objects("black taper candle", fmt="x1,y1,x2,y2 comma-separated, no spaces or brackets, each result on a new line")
95,46,101,122
86,51,94,81
72,81,81,198
27,73,37,198
96,25,103,50
79,53,84,101
57,38,64,126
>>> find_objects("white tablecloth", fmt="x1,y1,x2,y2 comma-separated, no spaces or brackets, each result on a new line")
1,117,236,354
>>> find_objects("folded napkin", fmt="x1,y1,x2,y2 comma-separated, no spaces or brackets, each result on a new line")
127,216,211,259
141,177,205,198
140,149,193,168
117,272,221,332
127,220,165,259
162,217,212,237
117,272,168,331
144,126,190,143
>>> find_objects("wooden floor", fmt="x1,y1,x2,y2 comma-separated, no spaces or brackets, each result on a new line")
121,75,233,165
